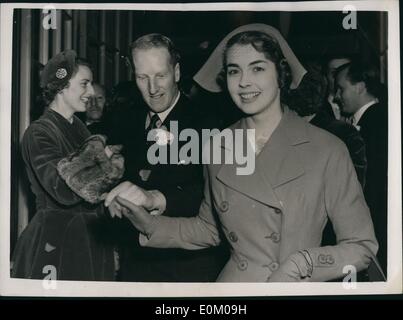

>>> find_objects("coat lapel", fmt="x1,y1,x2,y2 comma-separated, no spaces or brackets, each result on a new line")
216,109,308,208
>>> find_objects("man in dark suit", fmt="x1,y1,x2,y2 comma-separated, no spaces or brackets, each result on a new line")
335,60,388,274
108,33,228,282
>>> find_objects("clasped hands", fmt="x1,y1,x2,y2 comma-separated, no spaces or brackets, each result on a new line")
104,181,166,234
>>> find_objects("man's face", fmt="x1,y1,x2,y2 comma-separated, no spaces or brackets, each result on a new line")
335,68,361,115
86,84,106,121
327,58,351,95
132,47,180,113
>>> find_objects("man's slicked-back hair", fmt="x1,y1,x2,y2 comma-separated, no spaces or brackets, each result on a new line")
130,33,181,67
322,54,354,72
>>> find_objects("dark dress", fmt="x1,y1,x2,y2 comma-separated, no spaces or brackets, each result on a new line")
12,108,115,281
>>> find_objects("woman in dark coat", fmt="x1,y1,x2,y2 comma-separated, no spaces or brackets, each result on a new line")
12,50,116,281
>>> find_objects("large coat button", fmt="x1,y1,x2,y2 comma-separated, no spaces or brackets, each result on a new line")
220,201,229,212
274,208,282,214
228,231,238,242
238,260,248,271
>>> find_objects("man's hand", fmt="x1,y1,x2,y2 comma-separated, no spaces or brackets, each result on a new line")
115,196,154,235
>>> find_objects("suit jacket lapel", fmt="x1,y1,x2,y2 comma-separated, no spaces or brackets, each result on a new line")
216,108,308,208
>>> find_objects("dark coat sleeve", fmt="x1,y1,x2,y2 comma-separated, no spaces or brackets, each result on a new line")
22,123,83,206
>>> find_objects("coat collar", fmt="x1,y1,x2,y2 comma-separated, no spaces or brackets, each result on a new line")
216,108,309,208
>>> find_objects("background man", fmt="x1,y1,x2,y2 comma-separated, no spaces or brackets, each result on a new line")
335,60,388,274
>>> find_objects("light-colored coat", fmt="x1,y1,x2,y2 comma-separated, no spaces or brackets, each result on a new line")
141,109,378,282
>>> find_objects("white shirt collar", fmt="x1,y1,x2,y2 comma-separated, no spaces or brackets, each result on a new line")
353,99,378,125
146,91,181,128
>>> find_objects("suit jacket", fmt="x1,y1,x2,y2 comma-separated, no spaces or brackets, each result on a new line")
140,108,378,282
357,102,388,273
111,93,228,282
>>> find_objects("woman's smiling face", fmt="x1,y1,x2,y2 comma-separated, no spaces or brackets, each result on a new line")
226,44,280,117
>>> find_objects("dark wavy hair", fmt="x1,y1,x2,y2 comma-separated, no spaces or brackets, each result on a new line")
41,58,93,106
218,31,292,101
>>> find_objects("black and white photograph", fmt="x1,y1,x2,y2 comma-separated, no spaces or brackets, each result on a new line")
0,1,401,297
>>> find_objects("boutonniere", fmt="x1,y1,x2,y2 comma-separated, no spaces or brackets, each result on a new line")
151,126,174,146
